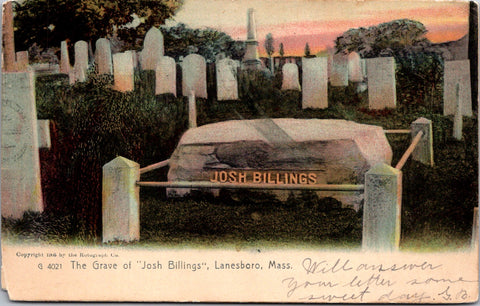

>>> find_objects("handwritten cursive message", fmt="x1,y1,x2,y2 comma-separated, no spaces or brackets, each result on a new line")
281,257,477,303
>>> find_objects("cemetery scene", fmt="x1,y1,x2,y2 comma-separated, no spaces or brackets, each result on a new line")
1,0,478,252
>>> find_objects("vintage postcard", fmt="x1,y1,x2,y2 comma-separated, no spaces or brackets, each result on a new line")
1,0,479,302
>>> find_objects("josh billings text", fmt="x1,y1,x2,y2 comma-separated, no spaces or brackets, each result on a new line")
210,170,317,184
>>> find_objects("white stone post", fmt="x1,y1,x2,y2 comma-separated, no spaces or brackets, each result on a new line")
411,117,434,166
102,156,140,243
188,91,197,129
453,84,463,140
472,207,479,250
363,163,402,251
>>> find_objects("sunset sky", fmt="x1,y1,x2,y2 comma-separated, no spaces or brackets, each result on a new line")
165,0,470,56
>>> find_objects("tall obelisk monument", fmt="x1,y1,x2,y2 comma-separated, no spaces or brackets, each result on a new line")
242,8,262,70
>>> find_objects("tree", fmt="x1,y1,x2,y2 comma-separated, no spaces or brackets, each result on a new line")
279,42,284,57
162,23,245,62
304,42,311,57
335,19,429,58
335,18,443,109
264,33,275,73
13,0,183,51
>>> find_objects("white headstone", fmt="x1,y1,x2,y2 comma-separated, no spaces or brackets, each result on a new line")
1,72,43,218
95,38,113,75
330,53,348,86
37,120,51,149
453,84,463,140
182,54,207,98
348,52,363,82
155,56,176,96
302,57,328,109
281,63,300,91
188,91,197,129
113,51,134,92
74,41,89,82
141,27,164,71
443,60,472,117
216,58,239,100
360,58,367,78
366,57,396,109
60,40,71,74
15,51,29,72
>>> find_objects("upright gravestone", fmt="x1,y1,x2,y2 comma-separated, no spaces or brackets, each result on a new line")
348,52,363,82
15,51,29,72
216,58,239,100
113,52,134,92
60,40,71,74
182,54,207,99
74,41,89,82
302,57,328,109
102,156,140,243
95,38,113,75
1,71,43,218
141,27,164,71
281,63,300,91
37,120,51,149
360,58,367,78
443,60,473,117
366,57,396,109
155,56,176,96
330,53,348,86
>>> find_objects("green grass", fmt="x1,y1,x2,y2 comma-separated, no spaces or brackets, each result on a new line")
1,69,477,252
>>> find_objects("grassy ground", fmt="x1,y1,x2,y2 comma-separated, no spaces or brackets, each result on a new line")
1,74,477,251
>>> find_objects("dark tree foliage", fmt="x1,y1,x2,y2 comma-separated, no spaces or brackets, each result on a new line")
162,23,245,62
304,42,311,57
13,0,183,51
335,19,430,58
336,18,444,108
264,33,274,57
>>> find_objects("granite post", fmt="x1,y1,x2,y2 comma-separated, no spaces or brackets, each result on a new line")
363,163,402,251
102,157,140,243
188,91,197,128
411,117,434,166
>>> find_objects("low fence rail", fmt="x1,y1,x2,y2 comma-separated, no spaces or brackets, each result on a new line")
102,118,434,251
